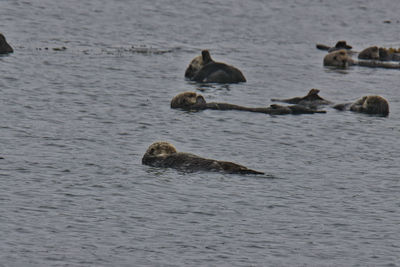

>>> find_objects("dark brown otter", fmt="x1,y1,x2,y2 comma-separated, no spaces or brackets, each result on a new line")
0,33,13,54
142,141,264,175
316,40,352,52
271,89,332,109
171,92,326,115
184,50,246,83
333,95,389,117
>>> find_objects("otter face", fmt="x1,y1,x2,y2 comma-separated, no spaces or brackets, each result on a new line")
358,46,379,60
184,55,204,79
0,33,13,54
170,92,206,109
145,142,177,157
323,49,354,67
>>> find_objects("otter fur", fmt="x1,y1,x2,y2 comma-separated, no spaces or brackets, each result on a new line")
323,49,355,67
171,92,326,115
142,141,264,175
324,49,400,69
184,50,246,83
0,33,13,54
333,95,389,117
271,89,332,109
316,40,353,52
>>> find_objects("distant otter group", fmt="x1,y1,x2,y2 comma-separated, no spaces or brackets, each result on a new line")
271,89,389,117
1,33,391,174
318,40,400,69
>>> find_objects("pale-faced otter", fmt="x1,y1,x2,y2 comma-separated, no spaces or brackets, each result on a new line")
184,50,246,83
316,40,353,52
333,95,389,117
271,88,332,109
323,49,355,67
324,49,400,69
171,92,326,115
142,141,264,175
0,33,13,54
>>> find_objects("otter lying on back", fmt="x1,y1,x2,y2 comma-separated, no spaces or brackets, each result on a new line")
171,92,326,115
271,89,332,109
142,141,264,175
0,33,13,54
323,49,400,69
333,95,389,117
184,50,246,83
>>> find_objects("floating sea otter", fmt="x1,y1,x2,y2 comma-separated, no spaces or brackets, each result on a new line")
333,95,389,117
323,49,400,69
0,33,13,54
271,89,389,117
316,40,353,52
142,141,264,175
184,50,246,83
171,92,326,115
271,88,332,109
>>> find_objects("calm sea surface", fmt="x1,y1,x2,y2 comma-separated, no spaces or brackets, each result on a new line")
1,0,400,266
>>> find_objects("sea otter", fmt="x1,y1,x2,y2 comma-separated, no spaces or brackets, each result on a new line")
316,40,353,52
323,49,400,69
142,141,264,175
170,92,326,115
0,33,13,54
358,46,380,60
271,88,332,109
333,95,389,116
184,50,246,83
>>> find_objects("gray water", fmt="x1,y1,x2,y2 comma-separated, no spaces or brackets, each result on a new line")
1,0,400,266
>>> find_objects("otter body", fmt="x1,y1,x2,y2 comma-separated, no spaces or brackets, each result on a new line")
171,92,326,115
185,50,246,83
142,142,263,175
0,33,13,54
333,95,389,117
316,40,353,52
324,49,400,69
271,89,332,109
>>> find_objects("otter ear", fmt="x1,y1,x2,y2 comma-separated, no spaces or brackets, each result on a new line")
201,50,212,64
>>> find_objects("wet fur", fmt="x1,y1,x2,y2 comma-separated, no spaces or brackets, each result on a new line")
185,50,246,83
0,33,13,54
142,141,264,174
271,89,332,108
334,95,389,116
171,92,326,115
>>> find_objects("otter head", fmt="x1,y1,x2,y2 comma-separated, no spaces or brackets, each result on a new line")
358,46,379,60
184,50,214,79
323,49,354,67
145,142,177,157
170,91,207,109
0,33,13,54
